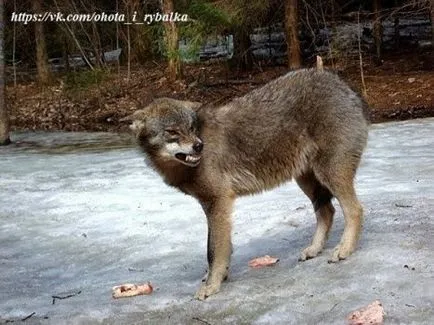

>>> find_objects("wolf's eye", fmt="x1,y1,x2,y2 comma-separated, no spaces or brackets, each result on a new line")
165,129,178,136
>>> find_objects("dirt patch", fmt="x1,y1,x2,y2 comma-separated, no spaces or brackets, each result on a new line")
6,51,434,132
343,51,434,123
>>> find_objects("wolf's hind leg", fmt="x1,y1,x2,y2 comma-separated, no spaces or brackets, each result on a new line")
328,184,363,262
296,172,335,261
315,164,363,263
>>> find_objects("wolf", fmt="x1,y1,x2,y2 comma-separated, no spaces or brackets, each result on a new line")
122,69,369,300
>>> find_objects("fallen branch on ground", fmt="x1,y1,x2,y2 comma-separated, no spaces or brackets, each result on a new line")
52,290,82,305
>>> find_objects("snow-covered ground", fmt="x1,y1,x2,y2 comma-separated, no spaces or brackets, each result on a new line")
1,119,433,324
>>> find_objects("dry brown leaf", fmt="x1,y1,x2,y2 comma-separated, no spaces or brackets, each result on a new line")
248,255,279,268
112,282,153,299
347,300,385,325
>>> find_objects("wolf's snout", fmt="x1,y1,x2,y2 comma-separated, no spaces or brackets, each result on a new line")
193,141,204,154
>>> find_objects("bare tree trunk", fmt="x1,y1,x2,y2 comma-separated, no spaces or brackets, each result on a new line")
285,0,301,69
91,22,104,67
393,16,400,49
63,37,70,73
430,0,434,45
53,0,93,70
127,9,131,81
77,0,104,67
0,0,11,145
63,23,94,70
393,0,400,50
33,0,52,85
330,0,341,29
161,0,181,81
358,11,367,98
116,0,120,74
12,0,17,87
373,0,382,65
228,0,253,71
231,28,253,71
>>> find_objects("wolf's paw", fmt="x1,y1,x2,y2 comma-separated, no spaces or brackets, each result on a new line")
328,243,354,263
194,282,221,301
299,244,322,261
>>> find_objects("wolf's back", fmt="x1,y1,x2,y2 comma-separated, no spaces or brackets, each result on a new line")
218,69,368,156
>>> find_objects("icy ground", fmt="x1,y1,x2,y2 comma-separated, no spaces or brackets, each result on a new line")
1,119,433,325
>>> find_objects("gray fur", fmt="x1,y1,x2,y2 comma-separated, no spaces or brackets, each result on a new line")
124,69,369,300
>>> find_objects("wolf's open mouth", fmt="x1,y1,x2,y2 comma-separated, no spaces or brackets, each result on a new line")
175,153,201,166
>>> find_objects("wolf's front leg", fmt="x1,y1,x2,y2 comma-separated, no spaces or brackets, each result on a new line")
194,195,234,300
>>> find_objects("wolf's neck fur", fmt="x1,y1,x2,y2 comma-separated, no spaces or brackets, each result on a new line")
151,158,197,191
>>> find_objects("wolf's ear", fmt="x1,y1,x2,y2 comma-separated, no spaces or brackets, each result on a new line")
155,98,202,111
120,109,149,133
119,109,148,123
179,100,202,111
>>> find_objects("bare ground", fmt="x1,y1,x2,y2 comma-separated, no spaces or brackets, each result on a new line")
6,51,434,132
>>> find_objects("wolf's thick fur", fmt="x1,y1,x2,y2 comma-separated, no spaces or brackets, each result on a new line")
124,69,369,300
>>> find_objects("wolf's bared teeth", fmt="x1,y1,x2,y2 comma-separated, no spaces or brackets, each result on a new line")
176,153,200,165
185,155,199,163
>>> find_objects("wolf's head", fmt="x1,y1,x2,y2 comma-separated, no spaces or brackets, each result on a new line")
122,98,204,167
